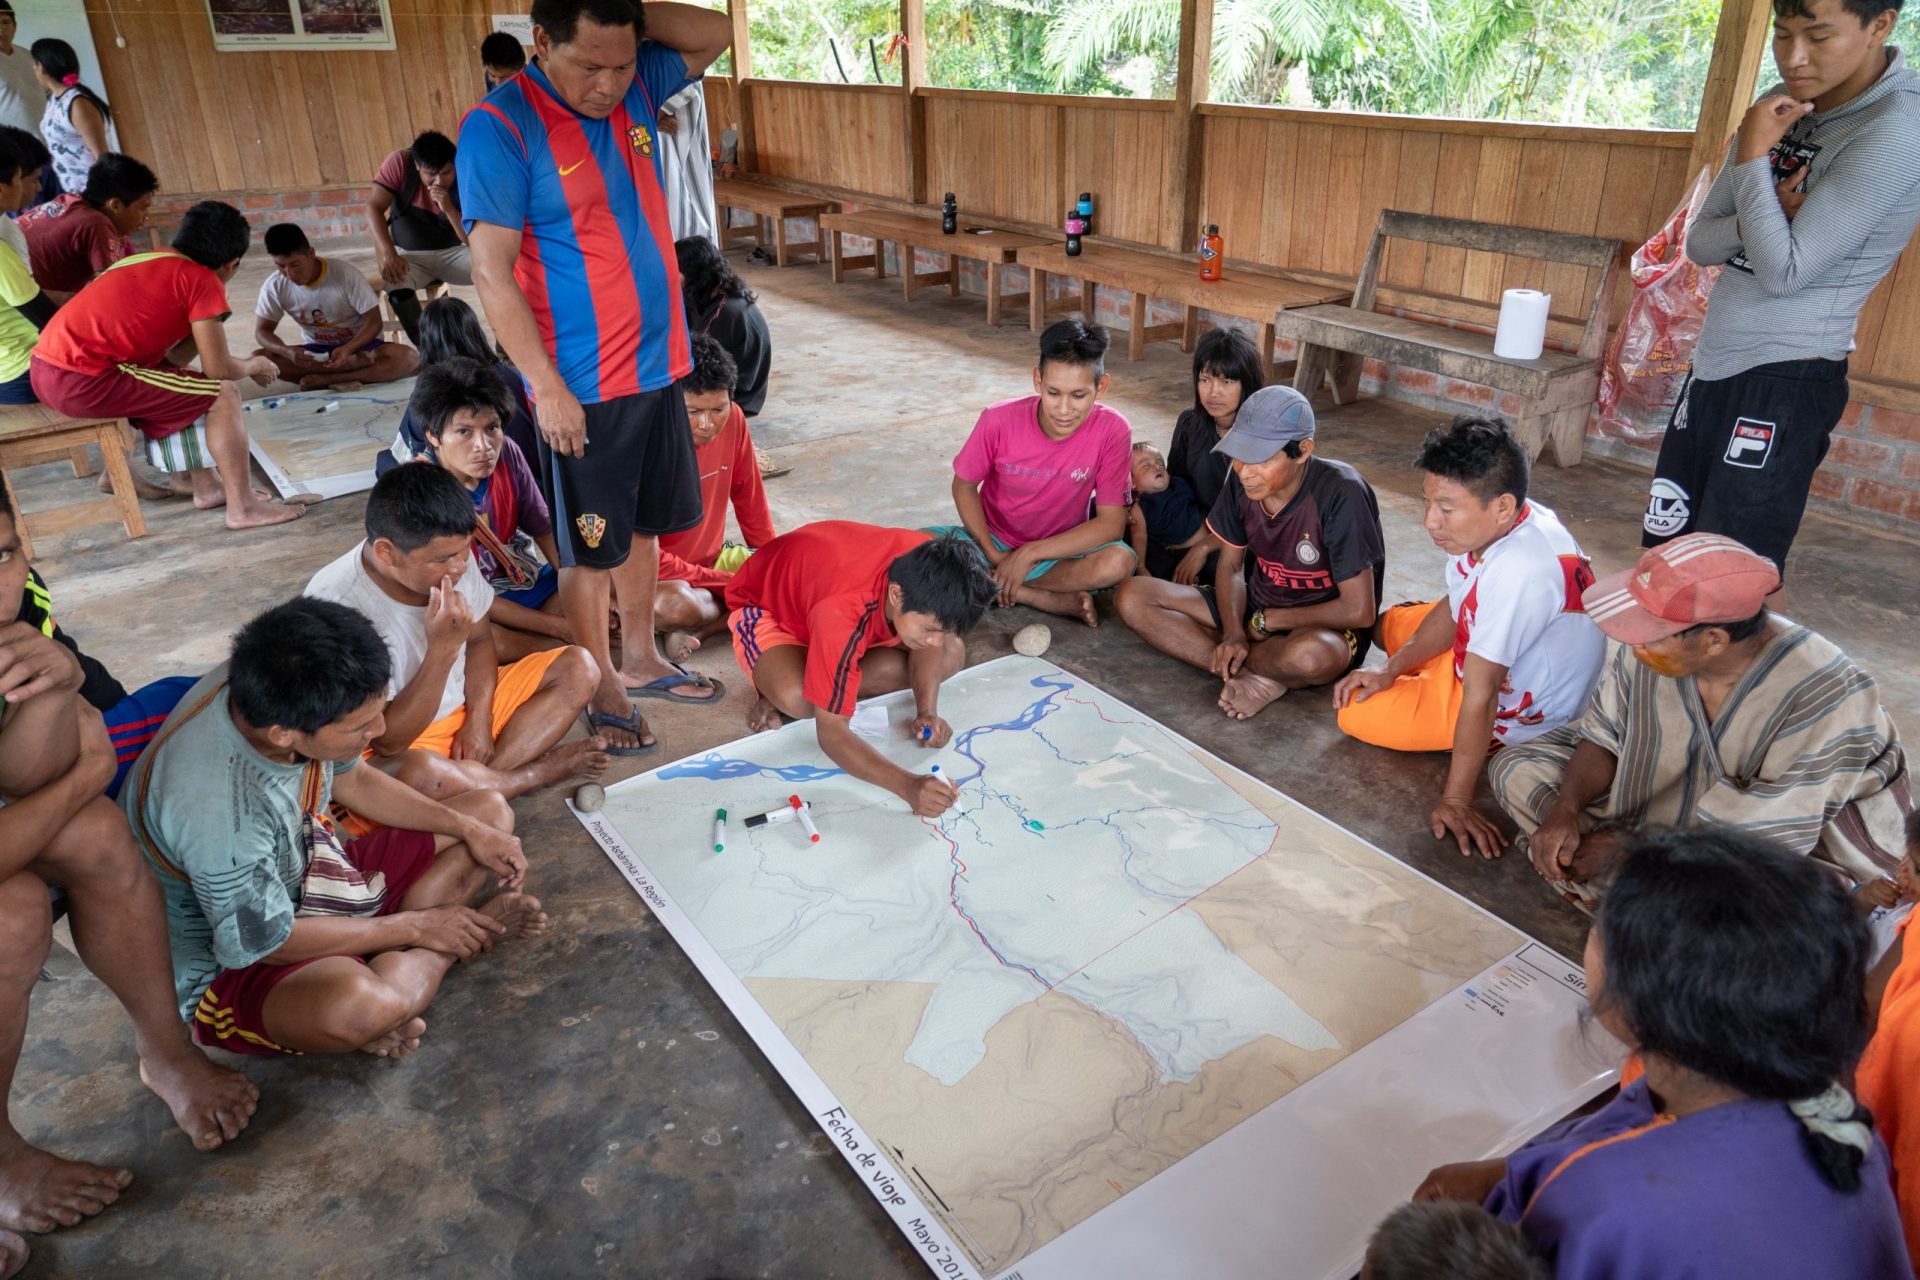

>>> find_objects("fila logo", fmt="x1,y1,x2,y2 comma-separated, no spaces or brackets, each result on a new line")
1643,478,1691,537
1724,418,1776,470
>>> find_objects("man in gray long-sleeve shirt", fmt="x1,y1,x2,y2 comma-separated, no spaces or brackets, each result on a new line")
1645,0,1920,571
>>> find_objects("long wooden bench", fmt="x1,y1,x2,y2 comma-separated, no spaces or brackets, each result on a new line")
1277,210,1623,466
0,406,147,558
1012,242,1351,377
713,177,839,267
819,208,1050,327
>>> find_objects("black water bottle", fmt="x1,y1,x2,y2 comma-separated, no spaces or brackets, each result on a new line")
1065,210,1085,257
942,192,957,235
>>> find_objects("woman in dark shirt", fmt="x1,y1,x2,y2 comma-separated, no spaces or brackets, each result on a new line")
677,235,772,416
379,297,539,485
1153,326,1266,581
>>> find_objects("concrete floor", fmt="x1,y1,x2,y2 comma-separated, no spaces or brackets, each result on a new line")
9,240,1919,1278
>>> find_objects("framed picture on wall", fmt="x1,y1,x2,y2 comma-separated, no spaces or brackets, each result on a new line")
208,0,396,50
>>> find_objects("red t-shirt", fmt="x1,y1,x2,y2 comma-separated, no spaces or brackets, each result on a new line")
17,195,130,293
34,251,232,376
373,147,440,215
660,403,775,590
724,522,929,717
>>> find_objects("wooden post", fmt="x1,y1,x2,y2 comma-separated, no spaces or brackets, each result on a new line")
899,0,928,204
1166,0,1216,255
1687,0,1772,184
726,0,758,171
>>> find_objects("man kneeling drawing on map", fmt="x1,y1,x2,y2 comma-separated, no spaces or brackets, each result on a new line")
725,522,999,819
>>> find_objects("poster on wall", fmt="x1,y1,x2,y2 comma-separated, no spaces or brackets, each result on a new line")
208,0,396,51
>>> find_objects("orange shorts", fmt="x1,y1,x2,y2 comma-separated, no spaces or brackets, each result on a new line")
408,647,566,757
728,606,801,688
338,647,566,836
1334,600,1463,753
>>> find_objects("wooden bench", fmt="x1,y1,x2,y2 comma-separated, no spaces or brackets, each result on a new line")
819,208,1051,327
1277,211,1623,466
0,406,147,559
1012,242,1351,377
713,177,839,267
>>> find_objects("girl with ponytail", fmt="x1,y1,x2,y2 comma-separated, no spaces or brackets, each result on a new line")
30,38,107,196
1411,826,1909,1278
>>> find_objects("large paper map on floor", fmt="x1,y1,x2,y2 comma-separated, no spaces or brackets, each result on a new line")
574,656,1613,1280
244,382,413,501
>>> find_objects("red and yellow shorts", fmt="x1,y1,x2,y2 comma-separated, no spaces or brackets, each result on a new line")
190,826,436,1057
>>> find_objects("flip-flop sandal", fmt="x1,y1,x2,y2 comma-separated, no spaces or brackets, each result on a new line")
626,668,728,704
586,706,659,756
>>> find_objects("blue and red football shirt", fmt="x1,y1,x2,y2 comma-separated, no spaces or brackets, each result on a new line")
457,52,695,405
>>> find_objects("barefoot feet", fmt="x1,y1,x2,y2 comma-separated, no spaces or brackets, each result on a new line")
522,736,612,792
137,1049,259,1152
0,1135,132,1234
661,630,701,664
1014,586,1099,627
746,695,787,734
358,1016,427,1060
1219,671,1285,720
478,892,549,942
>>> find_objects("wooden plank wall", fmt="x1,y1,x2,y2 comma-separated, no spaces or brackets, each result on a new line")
922,91,1178,247
745,81,908,199
1196,106,1696,334
86,0,510,194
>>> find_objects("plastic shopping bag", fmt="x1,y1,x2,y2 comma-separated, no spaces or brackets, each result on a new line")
1595,166,1720,441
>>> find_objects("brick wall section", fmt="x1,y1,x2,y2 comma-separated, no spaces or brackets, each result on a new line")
147,186,373,246
166,197,1920,540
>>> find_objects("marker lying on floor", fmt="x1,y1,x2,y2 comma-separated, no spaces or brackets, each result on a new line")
712,808,727,853
790,795,821,844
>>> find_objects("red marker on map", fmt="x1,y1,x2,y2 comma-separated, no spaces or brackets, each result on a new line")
791,794,821,843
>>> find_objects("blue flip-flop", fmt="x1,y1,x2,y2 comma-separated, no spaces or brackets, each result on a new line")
627,665,727,704
586,706,658,756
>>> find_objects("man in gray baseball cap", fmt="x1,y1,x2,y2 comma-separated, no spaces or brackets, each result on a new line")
1116,385,1386,720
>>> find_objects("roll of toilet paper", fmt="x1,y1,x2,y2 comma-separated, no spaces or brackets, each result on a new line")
1492,288,1550,361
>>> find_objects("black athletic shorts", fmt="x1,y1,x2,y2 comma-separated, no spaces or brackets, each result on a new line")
539,385,702,570
1641,357,1848,571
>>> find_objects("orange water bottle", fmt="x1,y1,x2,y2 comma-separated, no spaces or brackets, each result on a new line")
1199,224,1223,281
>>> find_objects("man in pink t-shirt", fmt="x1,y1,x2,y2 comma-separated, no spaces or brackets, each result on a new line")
942,320,1134,626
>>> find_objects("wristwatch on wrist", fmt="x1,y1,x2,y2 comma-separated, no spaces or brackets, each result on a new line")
1248,609,1269,639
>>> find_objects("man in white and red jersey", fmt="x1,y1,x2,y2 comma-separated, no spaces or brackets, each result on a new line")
1334,416,1606,858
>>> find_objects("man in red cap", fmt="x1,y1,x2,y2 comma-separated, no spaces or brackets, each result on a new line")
1491,532,1909,908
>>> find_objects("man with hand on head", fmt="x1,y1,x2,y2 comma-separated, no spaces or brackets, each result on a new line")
365,131,471,345
460,0,734,756
1652,0,1920,574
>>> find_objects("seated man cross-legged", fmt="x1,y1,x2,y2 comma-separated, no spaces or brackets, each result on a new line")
656,335,775,661
0,493,259,1238
414,358,570,662
126,598,546,1060
254,222,419,390
305,463,608,802
726,523,998,818
943,319,1136,626
1334,417,1607,858
1491,534,1910,910
28,200,304,530
1116,387,1385,720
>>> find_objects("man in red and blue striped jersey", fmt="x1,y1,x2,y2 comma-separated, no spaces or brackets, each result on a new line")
459,0,731,753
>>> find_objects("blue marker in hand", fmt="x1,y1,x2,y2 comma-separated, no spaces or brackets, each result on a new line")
921,724,932,744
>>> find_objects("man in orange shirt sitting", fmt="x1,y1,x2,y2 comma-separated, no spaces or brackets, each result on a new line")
655,335,776,664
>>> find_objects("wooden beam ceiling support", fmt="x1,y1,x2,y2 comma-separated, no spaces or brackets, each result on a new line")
1687,0,1773,183
899,0,929,205
727,0,758,169
1167,0,1216,253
